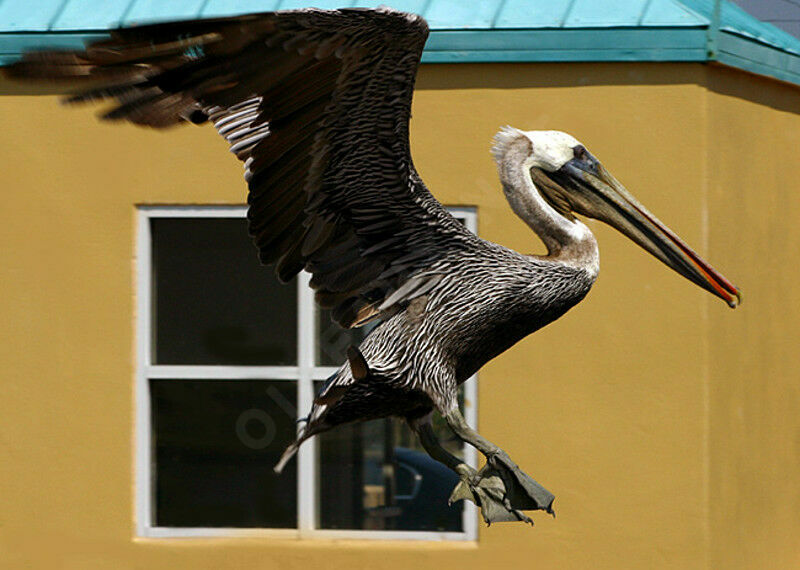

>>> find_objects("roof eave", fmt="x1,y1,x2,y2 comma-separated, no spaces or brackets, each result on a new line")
421,28,709,63
3,27,800,89
714,30,800,86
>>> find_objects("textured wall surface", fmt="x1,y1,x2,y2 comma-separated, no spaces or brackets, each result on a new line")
0,61,797,569
703,65,800,570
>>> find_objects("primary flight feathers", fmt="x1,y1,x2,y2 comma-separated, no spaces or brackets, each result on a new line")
7,8,475,329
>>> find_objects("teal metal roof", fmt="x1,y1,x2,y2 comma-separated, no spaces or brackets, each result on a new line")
1,0,800,87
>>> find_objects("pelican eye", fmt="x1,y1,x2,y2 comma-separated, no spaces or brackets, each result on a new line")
570,145,600,176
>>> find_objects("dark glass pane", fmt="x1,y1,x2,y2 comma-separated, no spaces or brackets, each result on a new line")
317,381,465,532
151,379,297,528
152,218,297,365
317,308,373,366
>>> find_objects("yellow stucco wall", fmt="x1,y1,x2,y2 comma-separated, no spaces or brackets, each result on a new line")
704,66,800,569
0,62,797,569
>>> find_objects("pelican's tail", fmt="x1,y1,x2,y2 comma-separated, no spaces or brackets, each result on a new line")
274,366,355,474
274,440,301,474
273,408,328,474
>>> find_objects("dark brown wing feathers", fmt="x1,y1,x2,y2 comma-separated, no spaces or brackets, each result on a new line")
6,8,475,328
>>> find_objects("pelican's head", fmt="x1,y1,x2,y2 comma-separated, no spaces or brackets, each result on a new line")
493,127,741,308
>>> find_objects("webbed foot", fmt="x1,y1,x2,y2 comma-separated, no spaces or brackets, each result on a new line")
415,410,554,525
449,463,544,525
482,450,555,516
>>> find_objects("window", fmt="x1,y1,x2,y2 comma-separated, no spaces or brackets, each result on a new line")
136,206,478,540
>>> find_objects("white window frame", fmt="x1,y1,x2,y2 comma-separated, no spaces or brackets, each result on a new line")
135,205,479,541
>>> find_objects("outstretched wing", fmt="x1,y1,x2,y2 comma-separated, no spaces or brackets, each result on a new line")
6,8,478,327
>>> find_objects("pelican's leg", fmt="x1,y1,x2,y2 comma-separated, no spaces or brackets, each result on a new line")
412,417,465,471
411,416,533,525
443,408,556,518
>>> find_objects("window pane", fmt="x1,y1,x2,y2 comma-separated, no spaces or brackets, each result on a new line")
317,308,372,366
317,384,465,532
151,379,297,528
152,218,297,365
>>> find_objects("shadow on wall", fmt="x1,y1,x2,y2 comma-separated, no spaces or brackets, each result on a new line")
3,61,799,114
706,63,800,114
416,62,800,115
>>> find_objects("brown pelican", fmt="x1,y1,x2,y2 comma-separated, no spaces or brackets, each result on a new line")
5,7,740,525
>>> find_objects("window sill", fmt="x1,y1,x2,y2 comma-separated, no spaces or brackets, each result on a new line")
137,526,478,543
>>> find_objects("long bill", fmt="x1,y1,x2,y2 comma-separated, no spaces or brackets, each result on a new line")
539,160,741,308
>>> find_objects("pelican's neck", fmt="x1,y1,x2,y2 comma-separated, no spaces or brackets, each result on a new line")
495,135,599,278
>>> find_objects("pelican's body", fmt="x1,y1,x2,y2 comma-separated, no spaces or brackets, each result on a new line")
295,130,606,446
5,7,740,525
312,237,596,425
289,129,605,468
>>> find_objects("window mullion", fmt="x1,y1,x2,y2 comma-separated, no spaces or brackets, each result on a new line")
136,210,154,535
296,271,317,534
145,365,300,379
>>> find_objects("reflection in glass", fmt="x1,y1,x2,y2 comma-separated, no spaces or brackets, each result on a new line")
152,218,297,365
317,383,467,532
316,307,374,366
151,379,297,528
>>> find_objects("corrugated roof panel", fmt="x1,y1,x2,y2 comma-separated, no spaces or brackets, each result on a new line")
0,0,66,31
122,0,205,26
351,0,431,14
275,0,354,10
51,0,133,31
493,0,574,29
640,0,707,26
563,0,648,27
203,1,430,19
2,0,800,87
202,0,282,18
422,0,504,29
